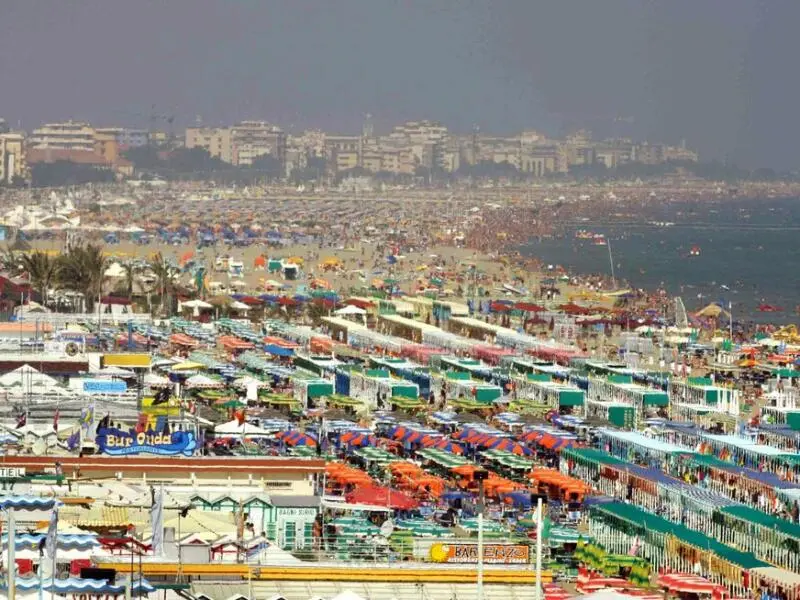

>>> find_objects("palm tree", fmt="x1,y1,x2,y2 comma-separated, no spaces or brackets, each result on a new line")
20,251,58,306
0,249,19,273
121,263,139,302
57,243,108,312
148,252,177,316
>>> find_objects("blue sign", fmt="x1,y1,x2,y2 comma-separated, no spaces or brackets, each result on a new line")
83,380,127,394
96,427,197,457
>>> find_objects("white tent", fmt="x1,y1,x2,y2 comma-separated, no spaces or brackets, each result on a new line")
334,304,366,316
185,374,223,389
232,376,268,389
0,365,57,387
214,420,275,437
182,299,213,309
143,373,171,387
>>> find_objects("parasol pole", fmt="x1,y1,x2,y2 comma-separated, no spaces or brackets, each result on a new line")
534,497,543,600
7,509,15,600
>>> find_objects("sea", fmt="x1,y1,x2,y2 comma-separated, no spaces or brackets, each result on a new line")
521,196,800,324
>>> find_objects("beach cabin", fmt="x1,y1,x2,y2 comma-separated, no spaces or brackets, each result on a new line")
585,399,635,428
448,315,505,343
320,315,367,344
668,377,740,426
292,373,334,408
587,375,669,422
190,494,319,551
432,356,496,383
292,353,340,377
516,375,584,411
430,371,503,405
505,357,571,382
368,356,432,397
378,298,415,317
348,368,419,410
405,296,434,321
377,313,437,344
432,300,469,324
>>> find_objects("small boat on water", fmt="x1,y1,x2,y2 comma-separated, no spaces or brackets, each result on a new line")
688,246,701,257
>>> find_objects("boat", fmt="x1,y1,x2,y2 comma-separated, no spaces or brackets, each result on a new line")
688,246,701,257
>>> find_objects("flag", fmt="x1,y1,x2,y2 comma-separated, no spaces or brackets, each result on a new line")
96,413,110,434
150,487,164,556
52,407,59,431
45,506,59,559
80,403,95,428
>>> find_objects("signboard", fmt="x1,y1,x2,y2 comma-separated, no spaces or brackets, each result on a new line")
141,396,180,416
0,468,25,478
102,353,151,368
83,379,127,394
97,427,197,457
277,507,318,518
429,543,530,564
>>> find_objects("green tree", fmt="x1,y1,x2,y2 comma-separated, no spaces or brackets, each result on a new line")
57,243,108,312
20,251,58,305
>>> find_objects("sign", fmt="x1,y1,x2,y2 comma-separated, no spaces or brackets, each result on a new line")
141,396,180,416
102,353,151,368
97,427,197,457
277,507,318,518
0,468,25,478
83,379,127,394
429,543,530,564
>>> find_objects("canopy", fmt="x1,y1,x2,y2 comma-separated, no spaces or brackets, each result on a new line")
182,299,213,309
335,304,367,316
214,419,276,437
185,374,224,389
346,486,419,510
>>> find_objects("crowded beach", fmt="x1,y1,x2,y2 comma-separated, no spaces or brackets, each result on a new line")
0,183,799,600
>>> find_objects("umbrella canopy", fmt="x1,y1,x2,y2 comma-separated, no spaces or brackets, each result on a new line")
346,486,419,510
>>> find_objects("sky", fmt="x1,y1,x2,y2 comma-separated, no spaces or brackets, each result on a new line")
0,0,798,169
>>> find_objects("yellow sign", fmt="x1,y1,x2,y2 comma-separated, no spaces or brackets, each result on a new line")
430,543,530,564
141,396,180,416
102,354,151,368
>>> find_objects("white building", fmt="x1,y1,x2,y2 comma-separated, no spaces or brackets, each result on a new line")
29,121,96,152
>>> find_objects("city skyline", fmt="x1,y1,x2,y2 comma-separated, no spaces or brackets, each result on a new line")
2,1,800,170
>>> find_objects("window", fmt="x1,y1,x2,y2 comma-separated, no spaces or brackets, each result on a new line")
284,521,296,550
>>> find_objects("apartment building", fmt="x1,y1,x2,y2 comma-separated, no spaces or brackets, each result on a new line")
29,121,96,152
230,121,286,167
185,127,233,163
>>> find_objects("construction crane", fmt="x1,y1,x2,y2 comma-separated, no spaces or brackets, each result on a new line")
146,104,175,135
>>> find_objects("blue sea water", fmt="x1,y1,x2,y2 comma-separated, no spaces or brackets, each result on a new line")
521,197,800,322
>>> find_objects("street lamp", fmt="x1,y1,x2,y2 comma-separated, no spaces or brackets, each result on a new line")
474,468,489,600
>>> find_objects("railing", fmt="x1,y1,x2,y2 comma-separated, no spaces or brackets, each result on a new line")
15,312,153,325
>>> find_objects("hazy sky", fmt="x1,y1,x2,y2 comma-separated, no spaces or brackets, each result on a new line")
0,0,797,169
